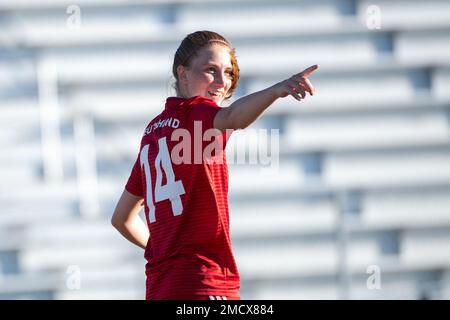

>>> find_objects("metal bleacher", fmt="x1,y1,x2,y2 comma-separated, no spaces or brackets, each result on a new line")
1,0,450,300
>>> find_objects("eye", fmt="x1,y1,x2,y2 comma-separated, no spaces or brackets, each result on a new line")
206,67,216,73
225,70,234,78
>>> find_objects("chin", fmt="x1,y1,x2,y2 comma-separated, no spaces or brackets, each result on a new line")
206,94,223,105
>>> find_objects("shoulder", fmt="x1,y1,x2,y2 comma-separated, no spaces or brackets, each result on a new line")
189,97,221,118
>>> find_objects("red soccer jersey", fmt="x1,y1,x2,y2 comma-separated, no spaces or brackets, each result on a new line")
125,96,240,300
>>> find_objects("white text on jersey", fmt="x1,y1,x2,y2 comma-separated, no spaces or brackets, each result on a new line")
145,117,180,135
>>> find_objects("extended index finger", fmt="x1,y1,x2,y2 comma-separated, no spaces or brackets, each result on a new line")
299,64,319,77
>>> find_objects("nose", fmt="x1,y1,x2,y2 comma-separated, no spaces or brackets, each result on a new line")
214,72,226,87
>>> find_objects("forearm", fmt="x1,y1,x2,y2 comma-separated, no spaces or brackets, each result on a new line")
113,216,149,250
214,64,318,132
228,86,279,129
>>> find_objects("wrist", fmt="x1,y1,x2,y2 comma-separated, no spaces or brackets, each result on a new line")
266,84,281,100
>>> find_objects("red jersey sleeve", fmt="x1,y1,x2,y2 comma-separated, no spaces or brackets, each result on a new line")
189,100,233,144
190,101,221,131
124,154,144,197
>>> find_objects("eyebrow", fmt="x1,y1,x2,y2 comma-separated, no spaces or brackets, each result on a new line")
206,62,232,70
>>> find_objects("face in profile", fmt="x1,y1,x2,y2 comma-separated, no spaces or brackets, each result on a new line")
177,44,234,105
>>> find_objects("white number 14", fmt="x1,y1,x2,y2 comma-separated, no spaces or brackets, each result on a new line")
140,137,185,223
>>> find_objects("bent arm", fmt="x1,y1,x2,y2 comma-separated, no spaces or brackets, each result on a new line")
214,64,319,130
111,190,149,250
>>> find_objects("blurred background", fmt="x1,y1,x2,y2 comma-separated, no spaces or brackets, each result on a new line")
1,0,450,300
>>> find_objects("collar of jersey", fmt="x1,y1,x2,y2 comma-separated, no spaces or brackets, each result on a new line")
165,95,216,109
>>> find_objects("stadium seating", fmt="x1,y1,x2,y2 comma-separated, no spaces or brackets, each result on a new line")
1,0,450,300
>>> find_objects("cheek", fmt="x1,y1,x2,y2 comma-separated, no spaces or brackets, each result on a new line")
226,78,233,91
190,73,213,90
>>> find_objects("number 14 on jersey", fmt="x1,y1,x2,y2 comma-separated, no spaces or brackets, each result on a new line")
140,137,186,223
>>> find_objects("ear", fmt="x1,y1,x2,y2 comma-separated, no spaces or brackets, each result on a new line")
177,65,188,83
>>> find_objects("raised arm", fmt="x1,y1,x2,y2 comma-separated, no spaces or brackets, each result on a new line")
214,64,319,130
111,190,149,250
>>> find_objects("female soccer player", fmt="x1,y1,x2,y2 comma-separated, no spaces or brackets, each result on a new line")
111,30,318,300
